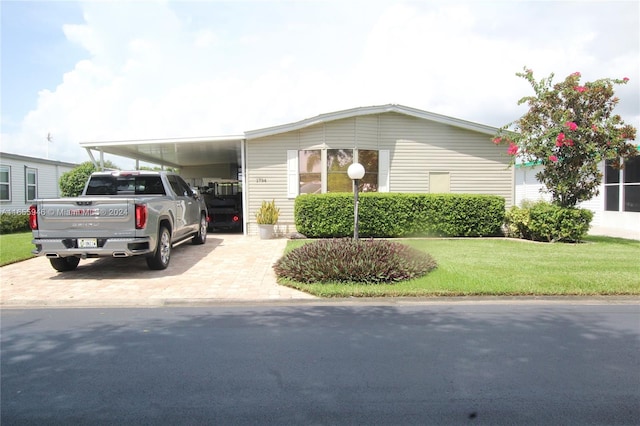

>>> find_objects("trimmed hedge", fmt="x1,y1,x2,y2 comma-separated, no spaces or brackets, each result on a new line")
504,201,593,242
0,213,30,234
295,193,505,238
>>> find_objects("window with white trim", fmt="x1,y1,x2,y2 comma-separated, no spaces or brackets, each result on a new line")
26,168,37,201
289,149,387,197
604,156,640,212
0,165,10,201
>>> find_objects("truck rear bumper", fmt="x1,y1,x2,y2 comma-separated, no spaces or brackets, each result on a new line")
32,237,153,258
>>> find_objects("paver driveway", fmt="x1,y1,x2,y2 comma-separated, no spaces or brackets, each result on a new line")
0,233,315,307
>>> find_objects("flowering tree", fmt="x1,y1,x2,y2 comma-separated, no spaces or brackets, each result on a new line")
494,68,637,207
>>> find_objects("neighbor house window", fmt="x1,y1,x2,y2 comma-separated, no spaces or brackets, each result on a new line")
26,168,37,201
288,149,387,197
0,165,10,201
623,156,640,212
604,157,640,212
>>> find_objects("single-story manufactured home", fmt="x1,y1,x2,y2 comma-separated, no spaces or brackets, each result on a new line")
81,104,514,236
0,152,78,214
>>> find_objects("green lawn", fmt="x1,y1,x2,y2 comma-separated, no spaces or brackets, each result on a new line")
0,232,35,266
279,237,640,297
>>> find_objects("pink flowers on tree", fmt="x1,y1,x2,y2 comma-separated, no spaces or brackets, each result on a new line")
492,66,637,207
565,121,578,131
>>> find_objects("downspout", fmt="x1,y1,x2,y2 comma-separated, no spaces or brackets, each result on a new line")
241,138,248,236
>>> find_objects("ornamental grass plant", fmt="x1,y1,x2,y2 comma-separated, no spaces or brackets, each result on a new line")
255,200,280,225
273,238,437,284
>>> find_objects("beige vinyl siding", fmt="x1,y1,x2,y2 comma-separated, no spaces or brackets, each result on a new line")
379,112,513,205
299,123,325,148
246,111,514,235
246,132,299,236
353,115,379,148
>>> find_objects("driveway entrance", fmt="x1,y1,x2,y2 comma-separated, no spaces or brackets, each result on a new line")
1,234,315,307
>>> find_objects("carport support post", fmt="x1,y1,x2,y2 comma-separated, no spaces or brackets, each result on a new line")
347,163,365,241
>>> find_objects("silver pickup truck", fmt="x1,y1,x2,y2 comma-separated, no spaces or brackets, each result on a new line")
30,170,208,272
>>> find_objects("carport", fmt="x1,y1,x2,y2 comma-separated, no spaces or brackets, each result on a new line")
80,135,248,234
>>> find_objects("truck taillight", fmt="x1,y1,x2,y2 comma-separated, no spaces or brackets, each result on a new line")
232,215,240,222
135,204,147,229
29,204,38,230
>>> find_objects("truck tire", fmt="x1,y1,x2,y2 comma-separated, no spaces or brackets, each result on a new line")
147,225,171,270
50,256,80,272
192,214,207,245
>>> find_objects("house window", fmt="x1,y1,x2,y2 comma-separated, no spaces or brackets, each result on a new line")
0,165,9,201
604,157,640,212
358,150,379,192
299,150,321,194
289,149,385,197
26,168,37,201
327,149,354,192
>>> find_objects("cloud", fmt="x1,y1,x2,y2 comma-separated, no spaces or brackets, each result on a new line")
1,0,638,166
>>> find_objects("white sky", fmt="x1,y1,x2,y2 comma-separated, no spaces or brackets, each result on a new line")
1,0,638,168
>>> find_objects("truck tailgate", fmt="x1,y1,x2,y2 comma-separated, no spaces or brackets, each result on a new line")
34,198,137,238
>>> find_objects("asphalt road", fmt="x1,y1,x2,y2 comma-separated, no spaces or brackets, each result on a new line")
2,303,639,425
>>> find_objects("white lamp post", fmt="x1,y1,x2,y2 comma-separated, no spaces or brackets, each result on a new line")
347,162,365,240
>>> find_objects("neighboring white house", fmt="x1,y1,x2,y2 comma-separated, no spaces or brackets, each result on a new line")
515,155,640,239
0,152,78,214
80,104,514,236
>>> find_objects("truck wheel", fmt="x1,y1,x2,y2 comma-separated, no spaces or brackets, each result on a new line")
147,226,171,270
50,256,80,272
192,214,207,245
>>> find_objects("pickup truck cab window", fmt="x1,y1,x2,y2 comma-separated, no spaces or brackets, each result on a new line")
86,176,166,196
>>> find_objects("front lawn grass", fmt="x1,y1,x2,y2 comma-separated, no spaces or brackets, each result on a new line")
278,236,640,297
0,232,34,266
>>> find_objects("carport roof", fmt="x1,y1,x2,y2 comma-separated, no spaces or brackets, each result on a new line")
80,135,244,168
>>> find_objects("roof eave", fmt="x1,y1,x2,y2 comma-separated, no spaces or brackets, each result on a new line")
245,104,498,139
79,135,245,148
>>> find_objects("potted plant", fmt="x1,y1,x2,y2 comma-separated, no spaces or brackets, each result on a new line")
255,199,280,239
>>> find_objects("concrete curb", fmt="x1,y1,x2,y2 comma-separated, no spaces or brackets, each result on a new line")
2,295,638,309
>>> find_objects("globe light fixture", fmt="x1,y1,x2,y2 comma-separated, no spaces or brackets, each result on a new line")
347,163,365,240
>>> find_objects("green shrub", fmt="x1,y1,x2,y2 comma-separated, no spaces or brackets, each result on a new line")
59,160,121,197
0,212,30,234
505,200,593,242
295,193,505,238
504,202,533,239
528,201,593,242
59,162,97,197
274,238,438,284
